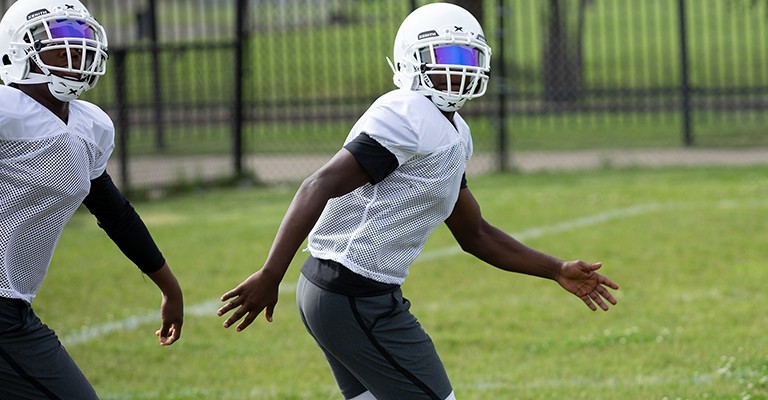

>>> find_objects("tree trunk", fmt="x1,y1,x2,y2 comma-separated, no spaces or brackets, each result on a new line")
542,0,590,102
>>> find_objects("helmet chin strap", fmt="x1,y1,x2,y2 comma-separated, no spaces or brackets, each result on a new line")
16,72,49,85
26,72,87,102
387,57,420,91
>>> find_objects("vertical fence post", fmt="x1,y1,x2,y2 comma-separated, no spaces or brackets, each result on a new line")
677,0,693,146
495,0,508,172
148,0,165,150
112,49,130,191
233,0,248,177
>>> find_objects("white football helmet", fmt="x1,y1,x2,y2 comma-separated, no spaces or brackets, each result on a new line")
0,0,108,101
388,2,491,112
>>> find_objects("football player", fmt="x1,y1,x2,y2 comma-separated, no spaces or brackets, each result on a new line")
219,3,618,399
0,1,183,398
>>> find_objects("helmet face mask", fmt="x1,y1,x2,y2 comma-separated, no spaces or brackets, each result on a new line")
0,0,109,101
389,3,492,112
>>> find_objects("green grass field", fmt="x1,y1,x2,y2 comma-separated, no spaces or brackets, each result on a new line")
37,165,767,399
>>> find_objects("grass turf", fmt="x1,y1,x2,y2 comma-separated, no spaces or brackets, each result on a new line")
36,165,768,399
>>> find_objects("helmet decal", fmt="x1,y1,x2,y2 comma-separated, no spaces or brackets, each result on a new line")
418,31,439,40
26,9,51,20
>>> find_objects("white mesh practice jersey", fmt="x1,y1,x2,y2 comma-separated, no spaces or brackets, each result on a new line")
0,85,114,302
307,89,473,285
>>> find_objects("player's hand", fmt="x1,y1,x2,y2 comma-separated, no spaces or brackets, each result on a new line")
217,269,280,331
555,260,619,311
156,291,183,346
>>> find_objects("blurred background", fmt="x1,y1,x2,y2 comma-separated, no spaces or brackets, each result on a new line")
4,0,765,197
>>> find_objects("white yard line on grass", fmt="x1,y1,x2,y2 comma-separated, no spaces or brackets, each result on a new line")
417,202,666,261
60,284,297,346
67,198,768,347
61,202,666,347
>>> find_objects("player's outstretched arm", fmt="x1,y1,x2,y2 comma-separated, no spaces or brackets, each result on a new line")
445,188,619,311
82,172,186,340
147,263,184,345
445,187,563,278
217,149,371,332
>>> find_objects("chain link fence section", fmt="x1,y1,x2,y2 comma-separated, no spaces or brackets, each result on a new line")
1,0,766,196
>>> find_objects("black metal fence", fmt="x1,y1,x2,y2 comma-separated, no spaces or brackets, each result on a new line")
3,0,766,195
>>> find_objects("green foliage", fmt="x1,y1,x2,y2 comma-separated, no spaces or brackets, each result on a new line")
38,165,768,399
85,0,767,105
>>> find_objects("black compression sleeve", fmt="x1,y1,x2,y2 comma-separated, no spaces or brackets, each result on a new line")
343,133,399,184
82,171,165,274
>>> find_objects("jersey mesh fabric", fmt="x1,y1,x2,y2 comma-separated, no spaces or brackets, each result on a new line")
308,90,472,285
0,86,113,302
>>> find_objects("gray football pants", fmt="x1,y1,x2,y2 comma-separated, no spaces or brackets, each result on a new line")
296,274,453,400
0,297,99,400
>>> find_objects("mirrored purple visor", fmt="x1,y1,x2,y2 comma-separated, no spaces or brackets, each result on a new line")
427,46,480,67
32,19,97,41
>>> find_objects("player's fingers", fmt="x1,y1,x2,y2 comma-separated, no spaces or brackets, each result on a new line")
220,288,239,302
161,325,181,346
158,322,171,341
223,307,248,329
265,304,275,323
169,322,182,341
581,294,597,311
600,275,620,290
596,286,618,305
236,311,259,332
216,299,240,317
589,291,609,311
579,261,602,272
156,328,172,345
